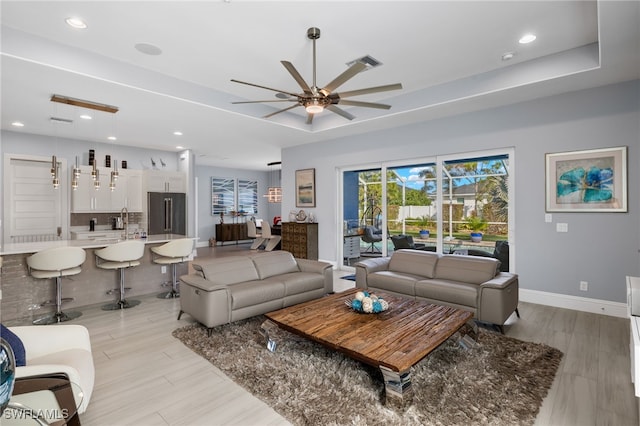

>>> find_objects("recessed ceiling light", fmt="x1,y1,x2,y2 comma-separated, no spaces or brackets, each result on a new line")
173,131,183,136
135,43,163,56
11,121,24,127
80,114,92,120
176,146,184,150
519,34,536,44
107,136,117,141
65,17,87,29
502,52,516,61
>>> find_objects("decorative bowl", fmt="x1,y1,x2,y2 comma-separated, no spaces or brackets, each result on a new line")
345,291,389,314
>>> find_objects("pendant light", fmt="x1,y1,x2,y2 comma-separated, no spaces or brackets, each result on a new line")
71,155,80,190
51,155,60,189
264,161,282,203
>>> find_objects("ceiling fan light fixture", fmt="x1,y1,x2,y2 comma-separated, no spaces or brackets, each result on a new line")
305,103,324,114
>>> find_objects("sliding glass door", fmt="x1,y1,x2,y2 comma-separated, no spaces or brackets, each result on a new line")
340,149,512,271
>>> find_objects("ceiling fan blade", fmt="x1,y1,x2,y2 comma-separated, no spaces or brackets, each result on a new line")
337,83,403,98
336,99,391,110
326,104,355,121
263,104,300,119
232,99,297,104
306,113,314,125
281,61,312,95
320,62,367,95
231,79,300,99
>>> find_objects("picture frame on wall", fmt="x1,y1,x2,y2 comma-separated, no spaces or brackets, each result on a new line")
295,168,316,207
545,146,627,212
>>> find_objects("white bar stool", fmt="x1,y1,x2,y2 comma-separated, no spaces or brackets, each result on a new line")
150,238,194,299
95,240,145,310
27,246,86,325
247,220,265,250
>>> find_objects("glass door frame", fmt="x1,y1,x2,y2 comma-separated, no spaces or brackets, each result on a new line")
338,147,515,272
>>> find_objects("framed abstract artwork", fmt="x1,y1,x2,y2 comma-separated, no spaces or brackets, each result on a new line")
295,168,316,207
545,146,627,212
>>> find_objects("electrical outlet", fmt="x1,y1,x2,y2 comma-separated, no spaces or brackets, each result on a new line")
161,266,167,274
556,223,568,232
580,281,588,291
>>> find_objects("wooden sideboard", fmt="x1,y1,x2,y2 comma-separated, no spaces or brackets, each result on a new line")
281,222,318,260
215,223,248,245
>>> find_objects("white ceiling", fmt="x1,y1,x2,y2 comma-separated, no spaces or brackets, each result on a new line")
1,1,638,170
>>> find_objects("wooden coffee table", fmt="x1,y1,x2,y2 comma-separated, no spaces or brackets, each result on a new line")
262,288,474,407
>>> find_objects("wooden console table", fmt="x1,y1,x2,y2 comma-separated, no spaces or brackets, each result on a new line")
215,223,248,245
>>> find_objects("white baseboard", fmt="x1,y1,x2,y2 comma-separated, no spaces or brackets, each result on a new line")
520,288,628,318
196,241,210,248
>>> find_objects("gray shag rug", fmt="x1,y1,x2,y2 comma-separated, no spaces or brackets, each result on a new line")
173,316,563,426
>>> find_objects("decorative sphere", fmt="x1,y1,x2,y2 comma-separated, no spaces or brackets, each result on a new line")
362,298,374,313
355,291,365,301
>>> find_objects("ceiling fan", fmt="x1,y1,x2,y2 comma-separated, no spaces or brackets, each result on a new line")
231,27,402,124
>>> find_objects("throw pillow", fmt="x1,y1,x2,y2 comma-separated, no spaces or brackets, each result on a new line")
0,324,26,367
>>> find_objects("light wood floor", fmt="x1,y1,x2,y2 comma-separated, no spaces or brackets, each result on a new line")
12,245,640,425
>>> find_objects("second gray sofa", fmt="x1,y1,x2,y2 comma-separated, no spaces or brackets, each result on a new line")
179,251,332,335
355,249,519,331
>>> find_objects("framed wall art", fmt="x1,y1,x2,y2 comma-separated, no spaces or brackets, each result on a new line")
545,146,627,212
295,168,316,207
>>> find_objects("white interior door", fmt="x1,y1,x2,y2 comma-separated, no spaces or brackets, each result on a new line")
3,155,67,243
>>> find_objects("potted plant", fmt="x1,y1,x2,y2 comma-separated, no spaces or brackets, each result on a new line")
417,215,432,238
466,216,488,242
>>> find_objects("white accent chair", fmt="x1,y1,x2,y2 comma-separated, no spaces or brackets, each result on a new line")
27,247,86,325
150,238,194,298
10,324,95,414
260,222,281,252
247,220,266,250
95,240,145,310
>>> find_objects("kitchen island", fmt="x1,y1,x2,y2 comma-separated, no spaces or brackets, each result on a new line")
0,234,194,323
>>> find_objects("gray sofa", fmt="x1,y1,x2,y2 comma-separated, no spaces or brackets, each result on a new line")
355,249,519,331
179,251,332,335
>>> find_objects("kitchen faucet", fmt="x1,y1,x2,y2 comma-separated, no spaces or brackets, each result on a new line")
121,207,129,240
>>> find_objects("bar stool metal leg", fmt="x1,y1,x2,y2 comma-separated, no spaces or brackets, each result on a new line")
157,263,180,299
102,267,140,310
33,276,82,325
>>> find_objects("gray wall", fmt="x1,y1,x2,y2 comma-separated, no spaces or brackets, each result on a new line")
194,165,275,243
281,80,640,304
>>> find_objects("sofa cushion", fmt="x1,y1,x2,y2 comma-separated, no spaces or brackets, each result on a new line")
193,256,259,285
368,271,419,296
279,272,324,296
434,254,499,284
388,250,440,279
415,279,478,308
251,251,300,280
229,278,285,310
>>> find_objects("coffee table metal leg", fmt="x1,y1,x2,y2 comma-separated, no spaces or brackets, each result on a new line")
260,319,279,352
380,366,412,408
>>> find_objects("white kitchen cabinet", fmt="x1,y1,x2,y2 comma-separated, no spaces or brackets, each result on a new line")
71,167,143,212
71,166,111,212
145,170,185,192
124,170,143,211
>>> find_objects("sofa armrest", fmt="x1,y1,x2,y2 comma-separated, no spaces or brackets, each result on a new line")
179,274,230,292
296,259,331,274
477,273,519,326
354,257,390,289
480,272,518,290
296,259,334,293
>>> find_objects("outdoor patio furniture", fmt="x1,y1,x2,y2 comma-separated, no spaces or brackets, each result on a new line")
391,235,434,251
361,226,383,253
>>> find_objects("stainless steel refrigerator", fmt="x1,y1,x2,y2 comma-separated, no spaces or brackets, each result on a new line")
148,192,186,235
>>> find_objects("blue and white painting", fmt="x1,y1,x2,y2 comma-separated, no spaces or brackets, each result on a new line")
556,157,614,204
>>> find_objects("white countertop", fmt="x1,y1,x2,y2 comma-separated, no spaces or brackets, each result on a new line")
0,234,194,255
